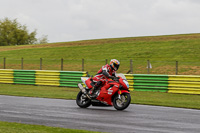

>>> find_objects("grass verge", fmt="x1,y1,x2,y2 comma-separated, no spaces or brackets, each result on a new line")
0,84,200,109
0,121,101,133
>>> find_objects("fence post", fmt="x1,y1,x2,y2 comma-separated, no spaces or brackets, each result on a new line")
147,60,150,74
21,57,24,70
61,58,63,71
3,57,6,69
176,61,178,75
105,59,108,65
82,59,84,71
40,58,42,70
130,59,133,74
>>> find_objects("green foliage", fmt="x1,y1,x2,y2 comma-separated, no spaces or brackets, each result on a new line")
37,35,48,44
0,17,47,46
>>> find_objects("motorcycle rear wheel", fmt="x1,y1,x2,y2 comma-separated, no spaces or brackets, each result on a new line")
76,91,91,108
113,93,131,110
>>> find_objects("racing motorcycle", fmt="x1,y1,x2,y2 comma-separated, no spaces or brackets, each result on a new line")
76,74,131,110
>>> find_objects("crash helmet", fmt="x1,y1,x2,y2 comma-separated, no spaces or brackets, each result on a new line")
110,59,120,71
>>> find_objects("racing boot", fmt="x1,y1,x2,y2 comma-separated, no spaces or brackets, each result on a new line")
90,85,98,98
90,81,102,98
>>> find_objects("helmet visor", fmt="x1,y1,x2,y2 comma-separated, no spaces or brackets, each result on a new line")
114,63,119,71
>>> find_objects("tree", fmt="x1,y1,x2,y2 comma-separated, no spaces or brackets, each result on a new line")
0,17,47,46
37,35,48,44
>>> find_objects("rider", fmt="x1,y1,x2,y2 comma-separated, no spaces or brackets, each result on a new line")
86,59,120,97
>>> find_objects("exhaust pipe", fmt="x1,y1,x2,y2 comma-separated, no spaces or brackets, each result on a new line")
78,83,86,94
78,83,91,99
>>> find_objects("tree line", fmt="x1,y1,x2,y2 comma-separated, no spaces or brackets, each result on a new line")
0,17,48,46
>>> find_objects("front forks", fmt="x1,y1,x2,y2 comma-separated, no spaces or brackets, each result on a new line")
118,93,125,103
118,94,121,100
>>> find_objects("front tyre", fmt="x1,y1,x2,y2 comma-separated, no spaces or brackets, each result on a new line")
113,93,131,110
76,91,91,108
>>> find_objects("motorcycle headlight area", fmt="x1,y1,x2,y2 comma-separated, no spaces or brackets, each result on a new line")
123,80,129,88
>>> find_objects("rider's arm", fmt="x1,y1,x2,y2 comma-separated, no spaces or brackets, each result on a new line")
112,72,116,77
102,65,115,79
102,70,115,79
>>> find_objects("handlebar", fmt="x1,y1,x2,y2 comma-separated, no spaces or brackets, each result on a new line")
113,77,120,82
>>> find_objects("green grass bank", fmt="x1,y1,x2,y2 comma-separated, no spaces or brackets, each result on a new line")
1,33,200,75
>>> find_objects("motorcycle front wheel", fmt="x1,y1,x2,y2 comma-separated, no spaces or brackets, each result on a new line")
113,93,131,110
76,91,91,108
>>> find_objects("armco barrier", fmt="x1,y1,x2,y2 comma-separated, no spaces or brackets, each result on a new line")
1,69,200,95
124,74,200,94
14,70,35,85
0,69,88,87
168,75,200,94
0,69,14,84
124,74,168,92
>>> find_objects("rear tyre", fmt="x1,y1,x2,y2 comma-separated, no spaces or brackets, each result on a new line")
76,91,91,108
113,93,131,110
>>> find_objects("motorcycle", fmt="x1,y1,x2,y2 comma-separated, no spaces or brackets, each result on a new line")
76,73,131,110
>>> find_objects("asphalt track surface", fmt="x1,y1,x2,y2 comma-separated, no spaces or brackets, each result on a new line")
0,95,200,133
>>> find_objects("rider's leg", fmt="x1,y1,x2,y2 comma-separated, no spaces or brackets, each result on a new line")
96,84,111,99
91,80,102,95
85,77,94,89
93,80,102,89
90,79,105,98
100,83,110,94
